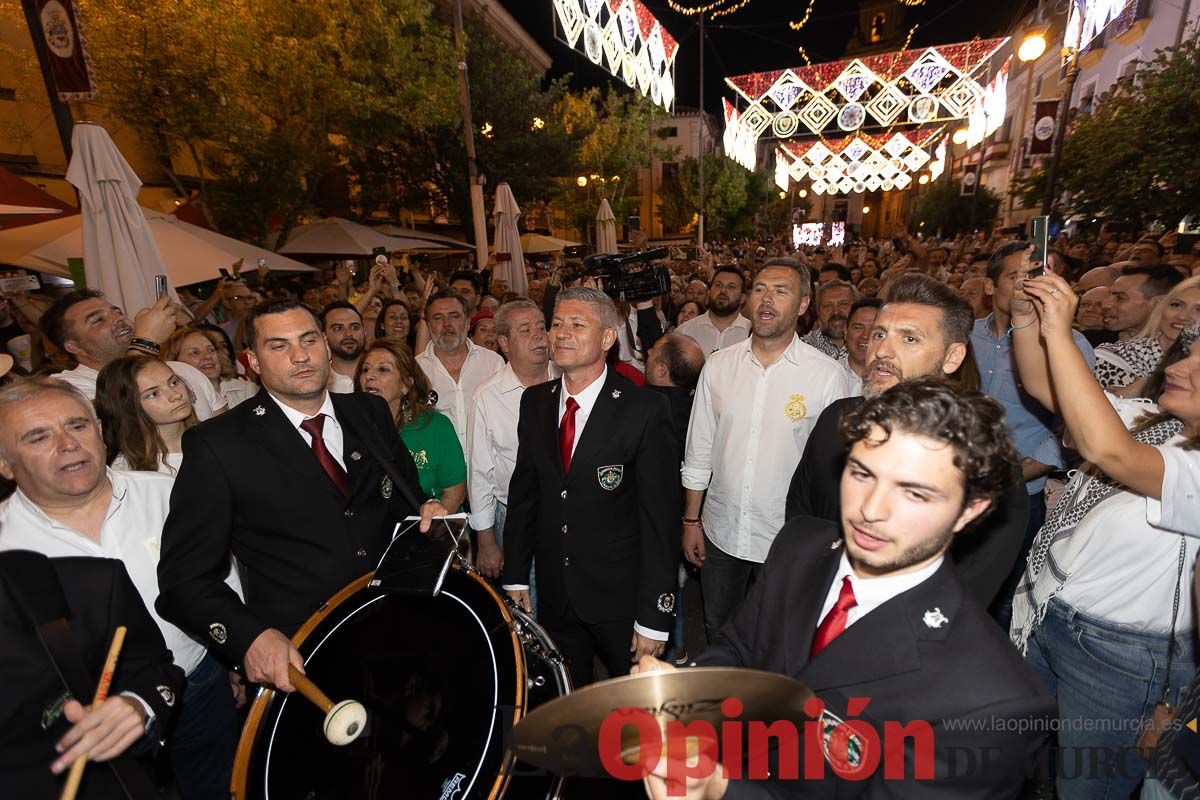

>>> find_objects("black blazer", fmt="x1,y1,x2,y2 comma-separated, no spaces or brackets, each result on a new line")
157,390,424,662
502,370,681,633
0,555,183,799
784,397,1029,607
697,518,1055,798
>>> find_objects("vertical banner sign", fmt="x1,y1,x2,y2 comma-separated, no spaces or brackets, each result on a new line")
25,0,97,100
960,167,978,197
1029,100,1058,155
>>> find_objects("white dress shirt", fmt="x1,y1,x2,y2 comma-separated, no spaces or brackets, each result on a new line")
0,470,244,676
327,370,355,395
417,339,505,452
466,363,556,531
267,390,346,470
55,361,227,419
837,355,864,397
675,311,752,354
818,551,945,629
682,336,852,563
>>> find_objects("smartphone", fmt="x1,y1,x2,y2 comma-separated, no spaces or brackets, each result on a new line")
1174,233,1199,255
1031,215,1049,266
218,267,233,280
154,274,169,300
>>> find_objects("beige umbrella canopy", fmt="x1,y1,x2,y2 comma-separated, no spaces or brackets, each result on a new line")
0,208,315,286
492,183,528,297
373,224,470,251
280,217,445,256
596,199,618,255
0,204,63,215
518,233,582,254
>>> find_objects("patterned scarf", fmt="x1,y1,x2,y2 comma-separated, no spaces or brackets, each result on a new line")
1010,323,1199,652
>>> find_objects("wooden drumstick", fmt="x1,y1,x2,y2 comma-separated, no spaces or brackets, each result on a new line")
60,626,126,800
286,665,367,746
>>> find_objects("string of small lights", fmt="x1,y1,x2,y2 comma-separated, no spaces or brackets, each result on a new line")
789,0,817,31
664,0,727,15
710,0,754,20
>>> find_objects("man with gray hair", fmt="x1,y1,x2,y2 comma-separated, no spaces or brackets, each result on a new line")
683,259,851,640
801,278,859,360
467,299,557,583
0,377,242,799
501,287,680,686
416,289,504,451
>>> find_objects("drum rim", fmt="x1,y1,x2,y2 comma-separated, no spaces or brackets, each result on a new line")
230,565,531,799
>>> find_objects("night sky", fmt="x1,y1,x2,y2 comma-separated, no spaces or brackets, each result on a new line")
500,0,1031,114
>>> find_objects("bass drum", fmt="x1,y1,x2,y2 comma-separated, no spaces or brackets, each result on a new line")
232,563,570,799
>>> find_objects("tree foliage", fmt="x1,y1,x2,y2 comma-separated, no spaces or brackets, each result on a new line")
913,182,1001,237
78,0,459,246
657,155,777,239
549,90,675,240
1042,35,1200,226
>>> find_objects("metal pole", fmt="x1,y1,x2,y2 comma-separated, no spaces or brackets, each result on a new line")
1041,54,1081,216
20,0,75,162
453,0,490,269
1007,58,1038,225
697,14,705,249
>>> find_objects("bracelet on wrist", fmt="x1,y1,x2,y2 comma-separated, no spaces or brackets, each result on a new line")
128,337,162,354
1010,317,1037,332
682,517,702,526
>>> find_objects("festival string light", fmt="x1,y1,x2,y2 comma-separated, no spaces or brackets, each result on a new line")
789,0,817,30
664,0,727,15
710,0,754,19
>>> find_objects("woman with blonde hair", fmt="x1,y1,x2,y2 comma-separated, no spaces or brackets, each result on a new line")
355,337,466,511
1093,275,1200,391
163,326,258,408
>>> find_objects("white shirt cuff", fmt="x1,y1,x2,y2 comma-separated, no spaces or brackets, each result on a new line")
468,508,496,531
502,584,530,591
634,623,669,641
119,691,156,731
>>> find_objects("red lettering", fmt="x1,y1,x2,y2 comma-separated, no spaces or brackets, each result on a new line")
720,697,744,781
665,720,720,796
882,720,936,780
598,708,661,781
748,720,800,780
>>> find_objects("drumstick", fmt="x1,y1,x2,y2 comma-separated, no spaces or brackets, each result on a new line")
60,626,126,800
286,666,367,746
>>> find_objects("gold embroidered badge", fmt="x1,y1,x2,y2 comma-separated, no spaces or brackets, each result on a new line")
785,394,807,422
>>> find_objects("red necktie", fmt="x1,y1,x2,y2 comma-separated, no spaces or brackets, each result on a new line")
811,576,857,658
300,414,350,497
559,397,580,473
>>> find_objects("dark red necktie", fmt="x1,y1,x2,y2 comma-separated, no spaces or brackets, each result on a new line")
300,414,350,497
559,397,580,473
811,576,857,658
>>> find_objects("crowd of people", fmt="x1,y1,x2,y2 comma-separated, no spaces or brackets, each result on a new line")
0,218,1198,800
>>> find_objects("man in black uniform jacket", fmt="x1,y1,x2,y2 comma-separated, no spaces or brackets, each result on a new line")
157,300,445,693
0,552,182,799
503,287,681,687
784,274,1028,607
637,381,1055,799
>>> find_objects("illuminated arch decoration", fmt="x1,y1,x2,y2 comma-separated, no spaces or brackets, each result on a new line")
775,125,944,196
553,0,678,112
721,38,1007,172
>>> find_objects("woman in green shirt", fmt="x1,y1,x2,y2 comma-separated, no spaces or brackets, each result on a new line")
355,337,467,511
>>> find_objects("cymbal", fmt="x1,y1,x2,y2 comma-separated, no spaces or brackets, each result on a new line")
510,667,814,777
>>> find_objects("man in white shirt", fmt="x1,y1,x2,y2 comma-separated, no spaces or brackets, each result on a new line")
40,289,226,418
320,301,365,394
0,377,242,799
801,278,858,361
675,266,751,354
416,290,504,451
682,259,851,641
637,382,1055,800
837,297,881,397
467,299,556,580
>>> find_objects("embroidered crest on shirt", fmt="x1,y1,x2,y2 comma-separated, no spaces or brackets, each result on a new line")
410,450,429,469
350,451,362,461
253,405,265,416
208,623,228,644
785,394,808,422
380,475,394,499
612,389,621,399
657,593,675,614
597,465,623,491
923,608,949,629
820,709,865,770
158,685,176,707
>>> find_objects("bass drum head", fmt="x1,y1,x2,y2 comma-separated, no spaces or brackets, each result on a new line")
233,566,561,799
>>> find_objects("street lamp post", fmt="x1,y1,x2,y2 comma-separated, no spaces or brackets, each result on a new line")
452,0,490,269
